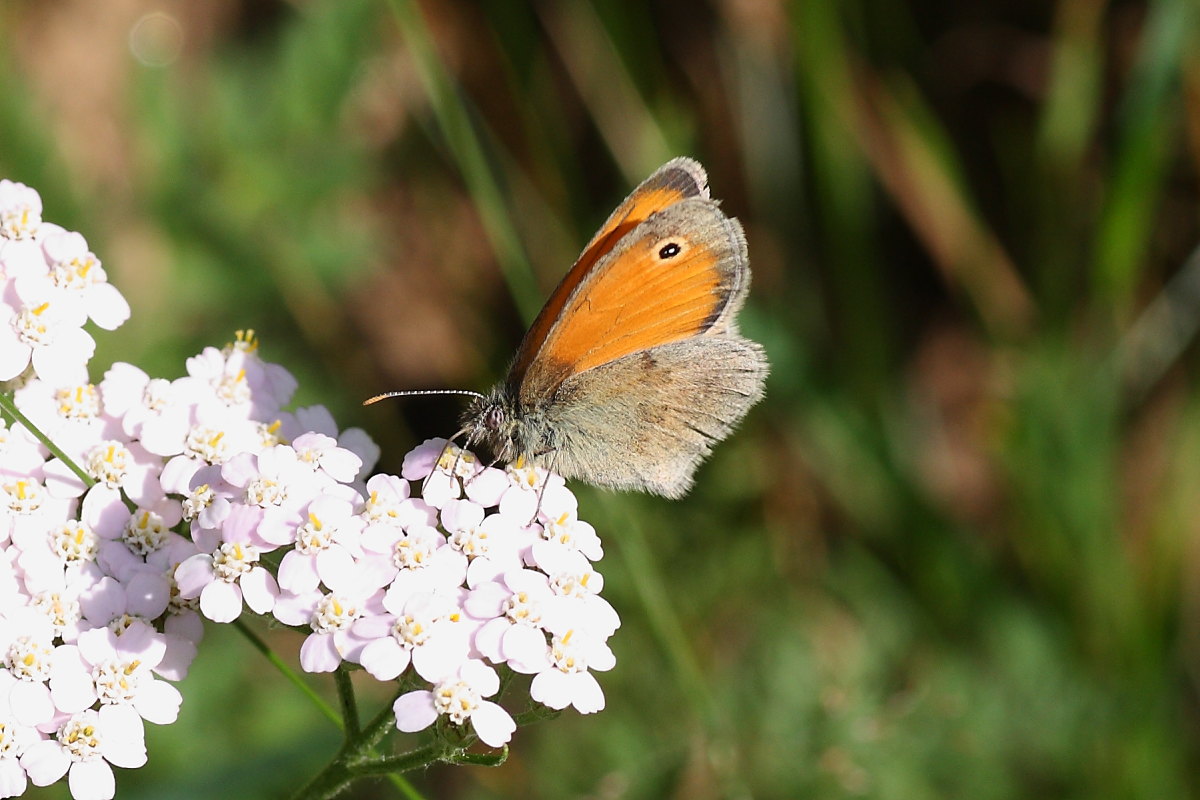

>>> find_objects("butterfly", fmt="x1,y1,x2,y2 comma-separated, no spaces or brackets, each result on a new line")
451,157,768,498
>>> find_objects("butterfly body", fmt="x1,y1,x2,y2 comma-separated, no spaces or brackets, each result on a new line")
460,158,767,497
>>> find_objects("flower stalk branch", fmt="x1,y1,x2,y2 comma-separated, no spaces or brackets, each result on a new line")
334,665,361,737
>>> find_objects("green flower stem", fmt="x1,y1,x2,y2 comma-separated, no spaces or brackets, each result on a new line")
292,694,505,800
231,618,342,729
0,391,94,489
448,748,508,767
350,742,445,777
290,754,356,800
349,694,409,759
333,666,360,737
235,623,426,799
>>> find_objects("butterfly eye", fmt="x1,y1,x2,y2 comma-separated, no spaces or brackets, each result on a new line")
657,242,682,260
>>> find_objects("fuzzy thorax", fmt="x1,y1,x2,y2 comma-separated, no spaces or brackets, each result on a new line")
461,385,545,466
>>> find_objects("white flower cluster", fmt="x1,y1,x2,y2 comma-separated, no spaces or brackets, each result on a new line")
0,180,619,798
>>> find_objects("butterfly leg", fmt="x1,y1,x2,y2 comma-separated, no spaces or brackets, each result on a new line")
529,447,561,524
423,428,471,498
460,449,503,498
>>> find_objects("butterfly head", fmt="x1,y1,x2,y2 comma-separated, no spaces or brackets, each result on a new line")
461,384,526,465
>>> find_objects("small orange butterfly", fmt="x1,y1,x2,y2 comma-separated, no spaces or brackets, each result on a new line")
373,158,767,498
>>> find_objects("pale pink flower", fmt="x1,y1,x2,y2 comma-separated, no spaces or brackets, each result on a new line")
163,402,265,474
276,494,365,594
532,544,620,640
495,462,566,523
0,180,42,241
436,500,533,589
185,342,297,421
288,405,380,480
392,659,514,747
20,705,146,799
12,519,105,599
219,446,324,547
466,569,556,672
0,419,47,483
174,542,278,623
0,612,57,726
535,509,603,562
12,379,118,458
291,432,362,484
357,473,410,524
401,439,481,508
22,585,88,645
0,276,93,386
40,230,129,330
355,590,473,682
357,473,437,532
99,364,190,455
295,561,392,673
50,625,180,725
1,477,74,550
527,629,613,714
43,439,165,516
0,669,42,798
372,524,468,607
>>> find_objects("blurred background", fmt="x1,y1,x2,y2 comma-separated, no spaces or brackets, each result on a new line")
4,0,1200,797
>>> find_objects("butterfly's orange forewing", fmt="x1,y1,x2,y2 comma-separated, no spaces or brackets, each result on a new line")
508,159,710,392
509,161,747,405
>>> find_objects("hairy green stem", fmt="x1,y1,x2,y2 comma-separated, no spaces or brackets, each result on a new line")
333,666,360,737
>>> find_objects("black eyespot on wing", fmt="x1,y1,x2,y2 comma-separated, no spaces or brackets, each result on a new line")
658,242,681,259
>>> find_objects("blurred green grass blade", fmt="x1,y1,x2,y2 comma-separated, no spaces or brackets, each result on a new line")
535,0,675,181
790,0,1034,341
874,74,1035,339
1095,0,1194,310
791,0,891,392
999,345,1154,662
1037,0,1105,164
720,4,804,220
1030,0,1104,311
599,496,751,798
1115,243,1200,403
389,0,542,323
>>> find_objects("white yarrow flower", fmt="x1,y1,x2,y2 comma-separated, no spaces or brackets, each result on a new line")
393,659,515,747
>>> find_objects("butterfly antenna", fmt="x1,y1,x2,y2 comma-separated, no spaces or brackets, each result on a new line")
363,389,485,406
364,391,484,494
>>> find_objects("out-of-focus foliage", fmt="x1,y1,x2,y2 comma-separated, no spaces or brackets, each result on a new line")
3,0,1200,797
